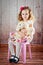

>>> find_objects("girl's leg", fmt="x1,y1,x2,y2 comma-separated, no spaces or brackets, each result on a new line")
10,42,20,63
12,42,21,63
16,42,21,58
8,40,16,63
8,40,21,63
8,40,15,56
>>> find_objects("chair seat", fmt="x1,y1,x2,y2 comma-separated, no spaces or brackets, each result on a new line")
21,41,30,45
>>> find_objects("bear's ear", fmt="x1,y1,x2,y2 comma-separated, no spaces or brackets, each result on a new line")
29,24,32,27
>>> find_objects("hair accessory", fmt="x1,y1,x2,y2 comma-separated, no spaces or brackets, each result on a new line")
20,6,28,11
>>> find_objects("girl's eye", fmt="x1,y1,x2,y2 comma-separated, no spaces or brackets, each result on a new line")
26,13,27,15
22,14,24,15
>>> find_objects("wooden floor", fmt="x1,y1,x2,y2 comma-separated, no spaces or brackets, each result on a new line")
0,44,43,65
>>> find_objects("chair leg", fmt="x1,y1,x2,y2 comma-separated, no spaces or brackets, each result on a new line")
23,44,26,63
19,45,23,61
8,48,10,60
28,44,32,59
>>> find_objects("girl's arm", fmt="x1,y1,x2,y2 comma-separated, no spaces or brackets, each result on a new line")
29,20,35,36
27,20,35,36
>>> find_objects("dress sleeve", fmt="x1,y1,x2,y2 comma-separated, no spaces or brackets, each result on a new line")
16,22,24,31
27,20,35,35
29,20,34,27
29,20,35,35
16,22,21,31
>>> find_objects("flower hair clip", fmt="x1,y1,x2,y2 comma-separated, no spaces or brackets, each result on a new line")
20,7,24,11
20,6,28,11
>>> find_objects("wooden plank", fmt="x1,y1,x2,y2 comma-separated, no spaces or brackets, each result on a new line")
0,44,43,52
0,44,43,65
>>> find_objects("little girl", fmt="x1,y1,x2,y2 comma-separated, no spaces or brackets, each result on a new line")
8,6,35,63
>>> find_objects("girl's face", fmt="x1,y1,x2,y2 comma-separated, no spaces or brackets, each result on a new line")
21,9,29,21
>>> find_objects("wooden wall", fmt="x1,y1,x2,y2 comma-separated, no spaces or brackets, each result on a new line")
0,0,43,44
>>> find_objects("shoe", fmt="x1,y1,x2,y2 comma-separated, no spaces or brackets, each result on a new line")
14,56,19,63
9,55,15,63
9,55,19,63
